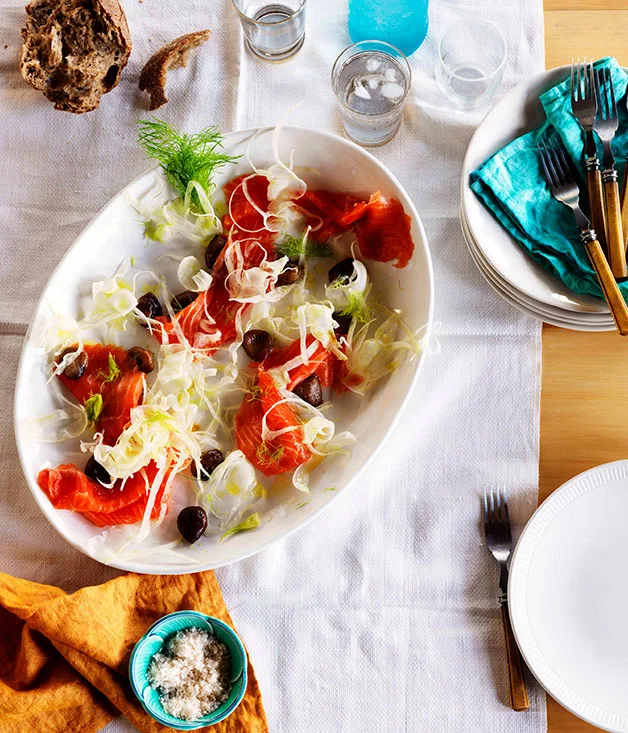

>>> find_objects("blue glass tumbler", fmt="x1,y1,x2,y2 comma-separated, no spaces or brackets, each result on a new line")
348,0,429,57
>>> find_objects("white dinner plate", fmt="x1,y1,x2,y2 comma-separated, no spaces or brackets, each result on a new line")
14,126,433,574
461,65,610,315
510,461,628,732
460,210,614,331
460,208,614,329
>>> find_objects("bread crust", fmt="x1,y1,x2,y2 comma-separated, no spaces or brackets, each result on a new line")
93,0,131,53
19,0,132,114
139,30,211,110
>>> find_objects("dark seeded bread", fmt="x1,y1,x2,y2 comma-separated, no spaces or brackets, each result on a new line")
20,0,131,114
139,30,210,110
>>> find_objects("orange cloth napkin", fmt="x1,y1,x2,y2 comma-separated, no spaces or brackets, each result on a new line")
0,571,267,733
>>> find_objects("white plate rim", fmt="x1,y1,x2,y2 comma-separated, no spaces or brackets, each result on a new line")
459,210,614,331
461,64,611,315
13,125,435,574
460,207,614,326
463,224,613,331
509,460,628,733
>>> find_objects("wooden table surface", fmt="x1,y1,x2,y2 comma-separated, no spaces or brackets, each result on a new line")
542,1,627,730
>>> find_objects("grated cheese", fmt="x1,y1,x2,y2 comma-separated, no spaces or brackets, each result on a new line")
147,627,231,721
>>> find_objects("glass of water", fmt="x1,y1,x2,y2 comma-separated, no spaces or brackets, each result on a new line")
231,0,306,61
436,20,506,109
331,40,411,147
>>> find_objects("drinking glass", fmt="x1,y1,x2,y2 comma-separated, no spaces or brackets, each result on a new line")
348,0,429,57
231,0,306,61
436,20,506,109
332,40,411,147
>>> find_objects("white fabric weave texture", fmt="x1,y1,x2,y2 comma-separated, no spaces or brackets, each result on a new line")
0,0,545,731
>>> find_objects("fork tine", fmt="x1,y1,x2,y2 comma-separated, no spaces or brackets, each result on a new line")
609,70,617,119
597,68,606,119
581,58,587,99
538,144,556,191
556,145,573,183
587,60,596,107
595,68,602,117
549,145,565,184
493,488,502,526
583,58,590,99
489,488,496,531
497,488,505,525
569,59,576,102
501,489,511,527
545,144,564,187
482,490,489,535
570,60,575,101
576,57,582,102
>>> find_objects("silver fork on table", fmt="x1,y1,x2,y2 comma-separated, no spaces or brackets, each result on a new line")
570,59,606,252
594,66,627,278
538,141,628,335
483,489,529,712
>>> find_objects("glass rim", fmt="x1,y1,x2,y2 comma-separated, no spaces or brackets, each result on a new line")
331,39,412,117
437,19,507,82
231,0,307,25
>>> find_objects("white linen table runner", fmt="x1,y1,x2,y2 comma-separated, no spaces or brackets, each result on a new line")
0,0,545,730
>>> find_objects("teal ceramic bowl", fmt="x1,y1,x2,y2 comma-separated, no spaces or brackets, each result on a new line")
129,610,247,730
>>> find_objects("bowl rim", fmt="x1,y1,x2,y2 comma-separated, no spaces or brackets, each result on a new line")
128,610,248,729
14,124,435,574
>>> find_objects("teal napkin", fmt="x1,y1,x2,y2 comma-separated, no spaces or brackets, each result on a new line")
470,57,628,299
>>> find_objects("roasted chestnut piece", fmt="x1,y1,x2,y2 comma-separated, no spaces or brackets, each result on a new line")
333,312,352,336
57,347,88,379
136,292,162,322
293,374,323,407
84,456,111,486
276,262,302,287
177,506,208,544
171,290,198,314
191,449,225,481
127,346,155,374
328,258,355,284
242,329,273,361
205,233,228,271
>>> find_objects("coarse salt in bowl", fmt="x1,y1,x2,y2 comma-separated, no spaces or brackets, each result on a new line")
129,610,248,730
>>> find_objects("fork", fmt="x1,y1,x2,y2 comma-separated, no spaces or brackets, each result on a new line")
594,67,627,278
621,88,628,253
538,142,628,335
571,59,606,252
483,489,529,712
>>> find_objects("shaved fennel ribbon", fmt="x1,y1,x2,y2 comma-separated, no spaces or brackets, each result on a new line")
135,178,222,244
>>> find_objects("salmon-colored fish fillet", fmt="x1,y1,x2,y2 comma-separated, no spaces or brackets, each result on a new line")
235,370,310,476
57,344,144,445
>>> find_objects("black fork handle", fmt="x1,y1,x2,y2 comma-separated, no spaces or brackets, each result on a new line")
585,159,607,252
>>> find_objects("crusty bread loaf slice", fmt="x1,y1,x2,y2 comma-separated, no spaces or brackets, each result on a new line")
139,30,211,111
20,0,132,114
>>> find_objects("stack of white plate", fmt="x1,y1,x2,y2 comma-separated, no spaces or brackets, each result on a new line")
461,65,614,332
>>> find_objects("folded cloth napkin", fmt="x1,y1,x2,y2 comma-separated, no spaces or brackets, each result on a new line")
470,57,628,299
0,571,267,733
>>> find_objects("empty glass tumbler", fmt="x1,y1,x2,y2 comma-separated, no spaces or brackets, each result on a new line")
232,0,306,61
348,0,429,57
436,20,506,109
